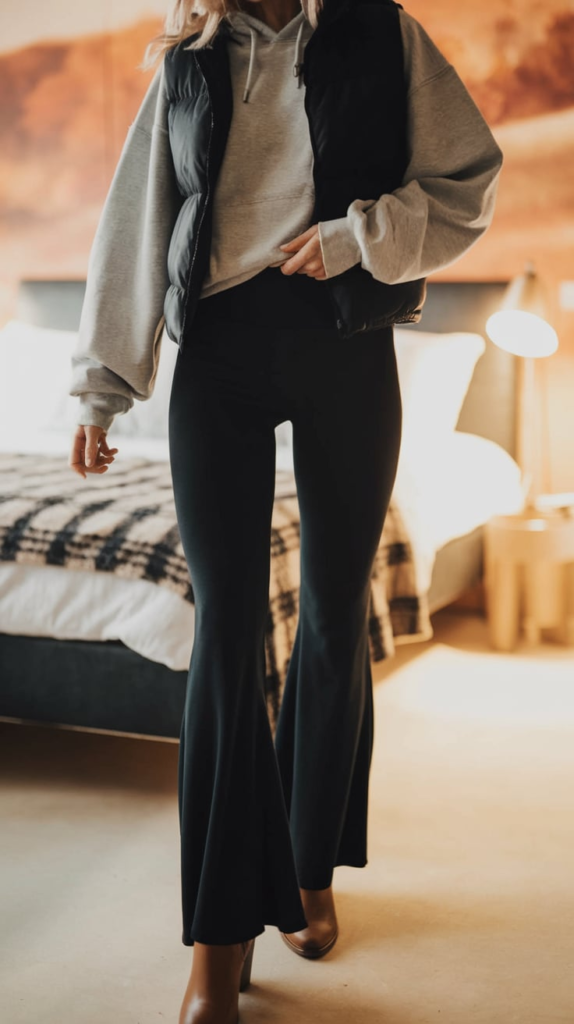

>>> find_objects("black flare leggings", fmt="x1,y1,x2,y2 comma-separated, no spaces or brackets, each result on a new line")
167,265,402,946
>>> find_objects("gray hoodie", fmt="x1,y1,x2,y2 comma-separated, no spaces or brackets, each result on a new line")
69,4,503,433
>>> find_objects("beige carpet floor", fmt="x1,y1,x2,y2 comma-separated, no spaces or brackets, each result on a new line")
1,608,574,1024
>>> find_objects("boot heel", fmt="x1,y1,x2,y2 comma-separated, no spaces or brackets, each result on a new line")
239,938,255,992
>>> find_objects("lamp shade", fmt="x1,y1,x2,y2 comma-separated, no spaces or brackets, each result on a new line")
486,262,558,358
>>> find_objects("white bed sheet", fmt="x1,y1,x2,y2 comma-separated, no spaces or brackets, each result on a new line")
0,429,524,671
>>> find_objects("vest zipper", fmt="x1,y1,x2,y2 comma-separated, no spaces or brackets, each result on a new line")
180,57,215,350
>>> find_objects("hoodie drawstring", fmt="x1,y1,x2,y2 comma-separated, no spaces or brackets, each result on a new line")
242,17,307,103
242,28,257,102
293,19,306,90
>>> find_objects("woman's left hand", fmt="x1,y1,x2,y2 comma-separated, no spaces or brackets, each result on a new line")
279,225,327,279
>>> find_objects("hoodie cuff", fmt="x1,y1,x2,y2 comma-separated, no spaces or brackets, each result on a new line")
76,392,130,433
317,217,362,278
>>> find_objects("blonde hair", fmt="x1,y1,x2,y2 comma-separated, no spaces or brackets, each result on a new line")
140,0,323,71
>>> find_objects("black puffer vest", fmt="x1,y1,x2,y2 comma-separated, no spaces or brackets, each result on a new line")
163,0,427,347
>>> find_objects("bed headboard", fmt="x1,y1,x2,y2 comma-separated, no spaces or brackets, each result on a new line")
15,277,517,458
16,279,87,333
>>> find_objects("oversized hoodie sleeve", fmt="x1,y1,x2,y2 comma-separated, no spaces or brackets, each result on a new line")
316,9,504,283
68,59,184,432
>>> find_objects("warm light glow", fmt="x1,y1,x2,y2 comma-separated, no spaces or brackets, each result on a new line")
486,310,559,357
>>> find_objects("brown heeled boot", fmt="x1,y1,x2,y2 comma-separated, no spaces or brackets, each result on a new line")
179,937,255,1024
280,885,339,959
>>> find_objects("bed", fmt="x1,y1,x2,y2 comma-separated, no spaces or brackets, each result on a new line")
0,279,523,739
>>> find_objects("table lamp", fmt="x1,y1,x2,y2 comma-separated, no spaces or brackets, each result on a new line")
485,262,558,512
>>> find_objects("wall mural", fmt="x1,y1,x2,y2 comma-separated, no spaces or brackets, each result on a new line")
407,0,574,296
0,0,573,325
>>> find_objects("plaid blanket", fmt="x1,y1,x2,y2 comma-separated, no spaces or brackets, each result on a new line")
0,452,431,718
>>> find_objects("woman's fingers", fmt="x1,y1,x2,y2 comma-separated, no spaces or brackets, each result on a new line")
285,238,318,274
280,225,326,277
69,425,118,478
100,435,119,456
84,426,105,468
297,256,326,276
70,432,87,478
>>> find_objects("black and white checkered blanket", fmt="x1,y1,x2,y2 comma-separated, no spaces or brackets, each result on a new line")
0,453,431,714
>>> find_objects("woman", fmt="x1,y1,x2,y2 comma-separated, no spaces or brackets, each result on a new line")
69,0,503,1021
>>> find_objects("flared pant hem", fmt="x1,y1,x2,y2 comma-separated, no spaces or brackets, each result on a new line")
182,910,307,947
181,857,371,944
297,856,369,892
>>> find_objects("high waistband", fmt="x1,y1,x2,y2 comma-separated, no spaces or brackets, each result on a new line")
193,266,338,331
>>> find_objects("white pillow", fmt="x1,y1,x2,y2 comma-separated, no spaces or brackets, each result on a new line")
0,318,179,441
0,319,79,440
0,319,299,454
393,328,486,449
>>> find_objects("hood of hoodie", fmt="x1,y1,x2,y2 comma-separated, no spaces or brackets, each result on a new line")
223,3,311,102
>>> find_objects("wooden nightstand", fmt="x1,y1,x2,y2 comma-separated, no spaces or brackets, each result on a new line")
484,508,574,651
